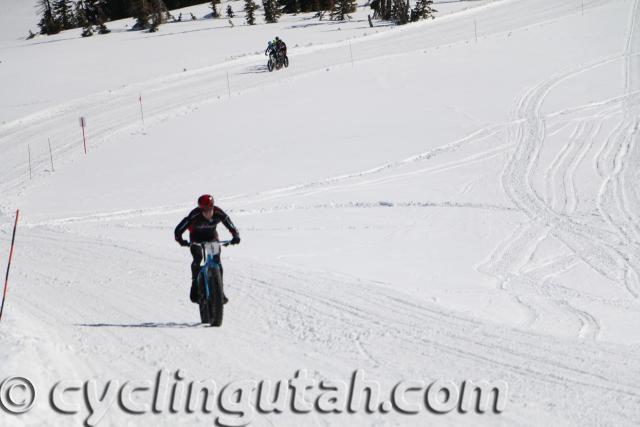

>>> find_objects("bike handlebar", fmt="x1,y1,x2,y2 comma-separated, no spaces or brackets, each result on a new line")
187,240,234,247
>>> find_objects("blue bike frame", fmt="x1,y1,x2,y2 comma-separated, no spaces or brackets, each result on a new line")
197,240,231,300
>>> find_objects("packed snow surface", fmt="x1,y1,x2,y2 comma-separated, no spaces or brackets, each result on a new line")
1,0,640,425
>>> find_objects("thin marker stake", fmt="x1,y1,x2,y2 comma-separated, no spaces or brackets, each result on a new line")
139,94,145,126
349,41,354,67
48,138,54,172
0,210,20,322
28,145,32,180
79,117,87,154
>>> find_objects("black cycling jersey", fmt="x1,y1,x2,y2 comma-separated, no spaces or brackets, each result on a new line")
174,207,239,244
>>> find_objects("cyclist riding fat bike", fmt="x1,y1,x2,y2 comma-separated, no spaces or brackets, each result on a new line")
174,194,240,303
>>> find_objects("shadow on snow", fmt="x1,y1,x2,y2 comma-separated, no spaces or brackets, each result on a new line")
77,322,202,328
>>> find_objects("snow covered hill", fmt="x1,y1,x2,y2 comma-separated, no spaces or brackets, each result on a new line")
1,0,640,425
0,0,484,122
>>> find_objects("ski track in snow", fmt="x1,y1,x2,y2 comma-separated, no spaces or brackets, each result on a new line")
480,0,640,341
15,223,640,425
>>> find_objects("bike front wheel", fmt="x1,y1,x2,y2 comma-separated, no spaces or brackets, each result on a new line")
207,268,224,327
197,272,210,324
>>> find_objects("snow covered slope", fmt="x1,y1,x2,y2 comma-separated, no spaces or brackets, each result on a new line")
0,0,488,122
1,0,640,425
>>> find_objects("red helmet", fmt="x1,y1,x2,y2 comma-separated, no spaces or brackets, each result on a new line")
197,194,214,209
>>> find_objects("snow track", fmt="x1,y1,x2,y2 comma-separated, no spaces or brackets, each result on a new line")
482,0,640,341
9,224,640,425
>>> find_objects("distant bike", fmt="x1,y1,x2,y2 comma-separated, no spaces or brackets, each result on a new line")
190,240,232,327
268,50,289,72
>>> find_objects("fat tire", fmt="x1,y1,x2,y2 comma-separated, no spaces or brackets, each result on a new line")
197,272,210,324
208,268,224,327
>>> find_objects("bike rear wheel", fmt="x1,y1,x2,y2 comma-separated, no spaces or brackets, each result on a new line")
283,56,289,68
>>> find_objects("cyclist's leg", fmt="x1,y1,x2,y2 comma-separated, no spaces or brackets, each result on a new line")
189,245,203,302
190,245,203,279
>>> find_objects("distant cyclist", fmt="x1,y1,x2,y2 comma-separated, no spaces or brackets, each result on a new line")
174,194,240,303
265,40,276,57
274,36,287,59
265,37,287,62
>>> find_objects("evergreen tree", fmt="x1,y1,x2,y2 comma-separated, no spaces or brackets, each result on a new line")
37,0,61,35
320,0,335,13
148,0,168,31
226,5,234,18
149,16,160,31
34,0,264,36
84,0,109,26
130,0,152,30
93,0,112,33
129,0,165,31
76,1,95,36
262,0,280,23
210,0,221,18
81,25,94,36
297,0,327,12
53,0,75,30
75,0,91,34
103,0,130,21
299,0,314,12
331,0,356,20
410,0,436,22
390,0,408,24
278,0,299,14
244,0,258,25
369,0,381,19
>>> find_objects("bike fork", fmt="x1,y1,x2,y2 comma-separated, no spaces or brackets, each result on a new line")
201,269,210,300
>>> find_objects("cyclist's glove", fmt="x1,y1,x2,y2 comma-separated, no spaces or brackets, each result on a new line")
231,235,241,245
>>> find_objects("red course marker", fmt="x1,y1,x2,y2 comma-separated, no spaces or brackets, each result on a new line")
0,209,20,322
